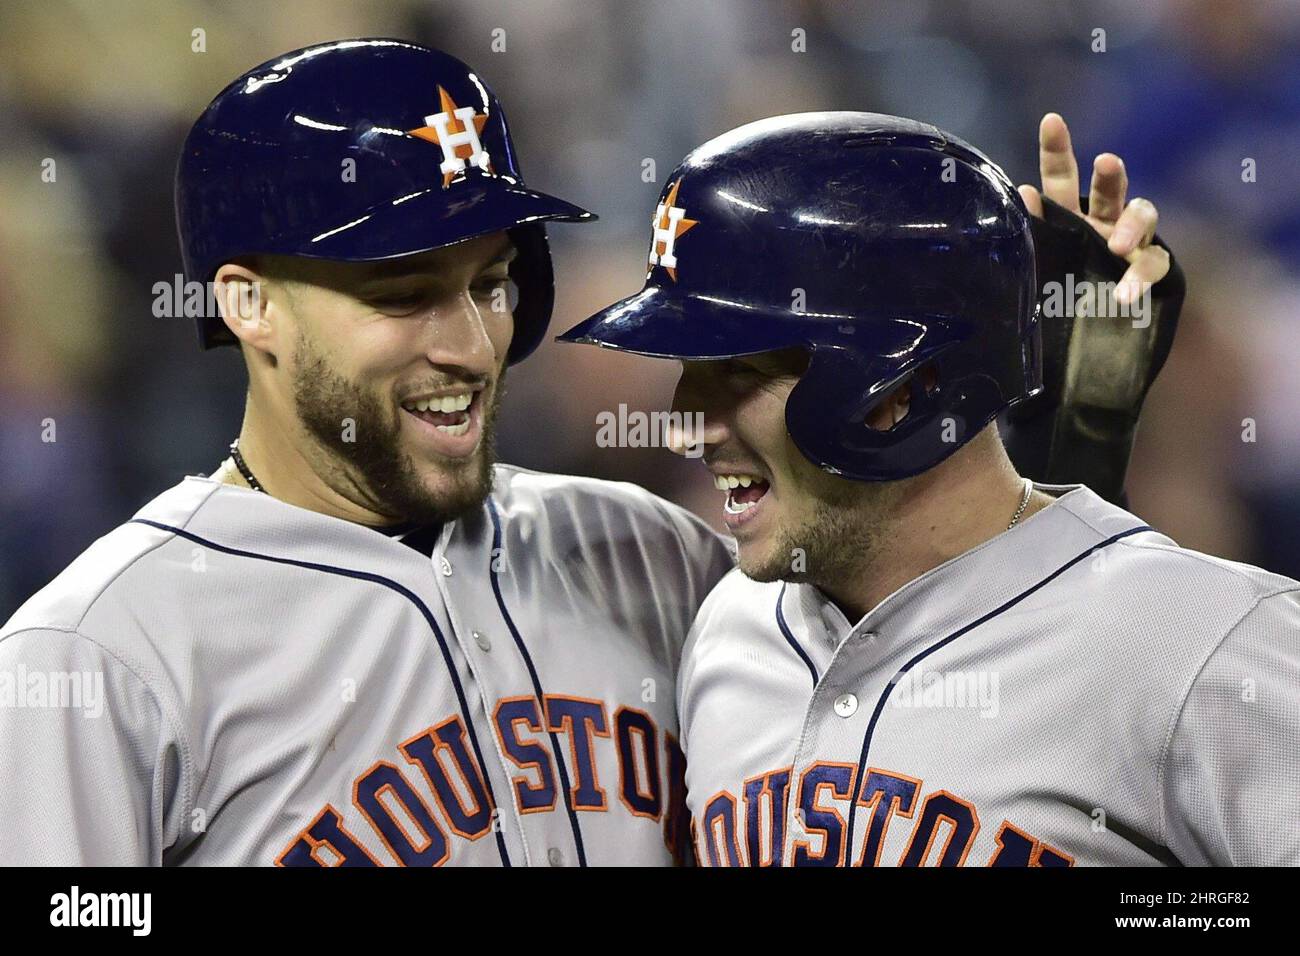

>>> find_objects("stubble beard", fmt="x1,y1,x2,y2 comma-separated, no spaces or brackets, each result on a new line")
741,471,906,588
291,329,502,526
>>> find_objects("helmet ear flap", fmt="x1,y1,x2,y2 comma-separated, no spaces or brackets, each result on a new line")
505,224,556,364
784,339,970,481
784,346,890,477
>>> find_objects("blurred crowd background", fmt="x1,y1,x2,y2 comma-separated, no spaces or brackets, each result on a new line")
2,0,1298,616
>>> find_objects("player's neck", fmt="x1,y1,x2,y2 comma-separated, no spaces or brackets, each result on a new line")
221,395,401,528
819,438,1052,623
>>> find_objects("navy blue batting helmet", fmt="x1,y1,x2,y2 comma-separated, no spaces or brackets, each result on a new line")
176,38,594,362
558,112,1041,481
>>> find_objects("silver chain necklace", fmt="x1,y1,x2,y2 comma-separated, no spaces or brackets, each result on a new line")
1007,478,1033,530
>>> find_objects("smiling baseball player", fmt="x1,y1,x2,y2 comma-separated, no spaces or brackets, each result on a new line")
0,39,732,866
561,112,1299,866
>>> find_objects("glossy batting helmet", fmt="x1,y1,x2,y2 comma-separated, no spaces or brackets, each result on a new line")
176,38,594,362
558,112,1041,481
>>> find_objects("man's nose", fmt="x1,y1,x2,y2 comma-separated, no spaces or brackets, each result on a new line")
667,368,733,458
421,291,499,377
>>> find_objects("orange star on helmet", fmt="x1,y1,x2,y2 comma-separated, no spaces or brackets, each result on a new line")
650,179,698,281
408,86,493,187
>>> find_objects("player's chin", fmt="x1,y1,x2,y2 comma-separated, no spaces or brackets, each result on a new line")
401,460,493,523
413,453,491,498
734,534,791,584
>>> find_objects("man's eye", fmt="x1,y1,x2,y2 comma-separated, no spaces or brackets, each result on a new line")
370,292,426,312
472,275,510,296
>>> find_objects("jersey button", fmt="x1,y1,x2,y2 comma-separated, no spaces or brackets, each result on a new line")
439,557,453,576
547,847,565,867
472,630,491,652
833,693,858,718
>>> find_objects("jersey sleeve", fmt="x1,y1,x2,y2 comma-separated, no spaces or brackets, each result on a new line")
1162,589,1300,865
0,628,184,865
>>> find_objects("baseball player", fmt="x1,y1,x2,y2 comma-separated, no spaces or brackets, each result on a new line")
0,40,1181,867
560,112,1300,866
0,39,732,866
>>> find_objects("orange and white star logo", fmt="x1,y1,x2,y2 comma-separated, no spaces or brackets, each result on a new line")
408,86,492,188
648,179,697,281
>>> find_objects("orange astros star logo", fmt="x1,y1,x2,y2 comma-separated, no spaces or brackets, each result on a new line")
648,179,698,281
408,86,493,188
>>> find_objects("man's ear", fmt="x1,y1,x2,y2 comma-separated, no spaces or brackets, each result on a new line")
213,261,280,353
865,365,939,432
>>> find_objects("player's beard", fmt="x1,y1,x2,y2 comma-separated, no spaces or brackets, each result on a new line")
741,469,908,588
290,327,502,526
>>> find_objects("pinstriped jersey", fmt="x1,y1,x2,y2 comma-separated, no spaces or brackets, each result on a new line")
677,485,1300,866
0,465,733,865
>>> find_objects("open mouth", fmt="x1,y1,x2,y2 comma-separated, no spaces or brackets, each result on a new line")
398,389,484,458
400,391,475,435
714,472,771,527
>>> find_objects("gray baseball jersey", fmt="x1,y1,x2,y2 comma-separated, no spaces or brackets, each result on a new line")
0,464,733,865
678,485,1300,866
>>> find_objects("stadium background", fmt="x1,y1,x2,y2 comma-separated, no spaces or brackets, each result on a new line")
2,0,1297,616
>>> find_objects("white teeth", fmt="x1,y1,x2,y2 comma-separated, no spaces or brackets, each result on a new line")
403,393,474,414
724,496,757,516
434,420,470,436
713,473,762,491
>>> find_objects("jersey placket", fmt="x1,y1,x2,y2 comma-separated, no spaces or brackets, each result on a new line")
420,516,525,864
431,505,588,867
784,619,888,866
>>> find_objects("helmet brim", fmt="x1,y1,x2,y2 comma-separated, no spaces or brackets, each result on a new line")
556,285,812,361
274,178,594,264
557,284,940,363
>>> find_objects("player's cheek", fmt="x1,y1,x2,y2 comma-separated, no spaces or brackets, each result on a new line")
484,299,514,363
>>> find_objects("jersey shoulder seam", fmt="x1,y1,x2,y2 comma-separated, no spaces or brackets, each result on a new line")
0,623,197,855
1114,535,1293,587
1049,495,1151,541
1153,583,1298,849
1056,498,1289,590
65,481,223,632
